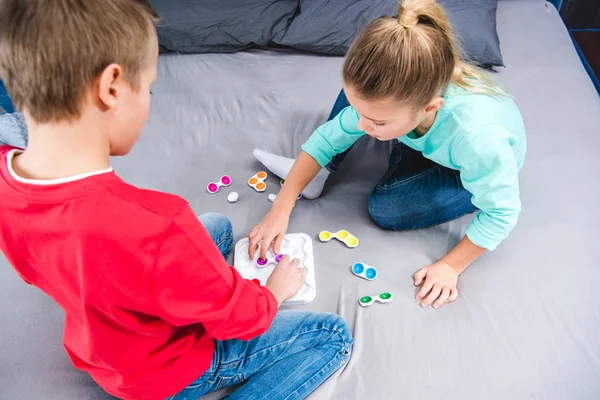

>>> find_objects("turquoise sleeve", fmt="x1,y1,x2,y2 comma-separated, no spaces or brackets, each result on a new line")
453,125,522,251
301,106,365,167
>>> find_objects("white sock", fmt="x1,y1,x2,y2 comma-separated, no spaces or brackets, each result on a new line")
253,148,330,200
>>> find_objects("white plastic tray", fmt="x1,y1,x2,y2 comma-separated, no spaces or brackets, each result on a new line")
233,233,316,305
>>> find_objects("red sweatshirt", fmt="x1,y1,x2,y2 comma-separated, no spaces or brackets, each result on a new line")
0,146,278,400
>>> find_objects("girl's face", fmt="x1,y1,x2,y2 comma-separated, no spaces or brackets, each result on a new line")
344,84,442,140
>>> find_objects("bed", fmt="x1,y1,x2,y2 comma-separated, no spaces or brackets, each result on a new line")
1,1,599,399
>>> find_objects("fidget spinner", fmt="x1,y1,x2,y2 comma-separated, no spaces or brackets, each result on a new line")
351,262,378,281
256,253,283,268
318,229,359,248
359,292,393,307
207,175,231,194
248,171,268,192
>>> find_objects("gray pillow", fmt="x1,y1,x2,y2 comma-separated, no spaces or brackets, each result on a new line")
151,0,298,53
272,0,504,67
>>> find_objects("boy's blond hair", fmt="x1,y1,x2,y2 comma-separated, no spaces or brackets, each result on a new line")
0,0,159,123
343,0,504,109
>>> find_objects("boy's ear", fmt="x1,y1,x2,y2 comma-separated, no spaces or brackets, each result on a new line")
97,63,122,110
424,96,444,115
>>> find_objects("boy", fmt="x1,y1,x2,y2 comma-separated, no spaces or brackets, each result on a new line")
0,1,353,399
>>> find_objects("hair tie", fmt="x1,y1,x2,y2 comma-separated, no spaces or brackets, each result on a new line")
398,10,419,29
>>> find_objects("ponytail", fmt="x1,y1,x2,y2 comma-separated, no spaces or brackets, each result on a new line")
343,0,505,108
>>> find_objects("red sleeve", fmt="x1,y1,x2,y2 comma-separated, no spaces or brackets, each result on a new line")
149,205,278,341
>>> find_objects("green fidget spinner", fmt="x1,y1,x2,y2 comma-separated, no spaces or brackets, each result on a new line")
359,292,393,307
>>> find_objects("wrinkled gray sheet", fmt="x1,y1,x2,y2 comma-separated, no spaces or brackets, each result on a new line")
1,1,599,399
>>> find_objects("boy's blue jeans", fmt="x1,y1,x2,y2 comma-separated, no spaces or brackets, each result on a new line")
326,90,477,230
197,212,235,261
171,213,353,400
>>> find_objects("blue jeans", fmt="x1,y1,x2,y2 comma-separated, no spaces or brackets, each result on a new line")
198,212,234,260
326,90,477,230
175,214,354,400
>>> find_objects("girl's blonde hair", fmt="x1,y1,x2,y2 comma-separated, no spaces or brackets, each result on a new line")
342,0,504,108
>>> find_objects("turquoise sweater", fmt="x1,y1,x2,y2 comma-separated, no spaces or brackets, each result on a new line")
302,86,526,251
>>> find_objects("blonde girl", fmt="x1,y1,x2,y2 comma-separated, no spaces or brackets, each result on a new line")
249,0,526,309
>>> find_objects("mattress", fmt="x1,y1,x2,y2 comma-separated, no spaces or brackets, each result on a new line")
1,1,599,399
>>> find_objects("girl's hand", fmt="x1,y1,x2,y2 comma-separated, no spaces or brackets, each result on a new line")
248,209,290,260
413,260,459,309
248,151,322,260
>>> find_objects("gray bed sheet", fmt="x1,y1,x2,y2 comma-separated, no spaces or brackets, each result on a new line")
1,1,599,399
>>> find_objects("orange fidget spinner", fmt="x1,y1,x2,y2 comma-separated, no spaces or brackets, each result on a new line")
248,171,267,192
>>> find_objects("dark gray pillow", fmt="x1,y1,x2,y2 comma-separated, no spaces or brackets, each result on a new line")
272,0,503,67
151,0,298,53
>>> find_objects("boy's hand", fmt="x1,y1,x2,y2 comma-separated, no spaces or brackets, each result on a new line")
248,209,290,260
266,255,306,305
413,260,459,309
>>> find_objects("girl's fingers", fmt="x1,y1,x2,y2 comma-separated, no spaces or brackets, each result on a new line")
259,235,274,260
447,287,459,303
421,283,443,308
433,286,450,309
248,235,261,258
413,266,428,286
273,233,284,255
416,276,434,301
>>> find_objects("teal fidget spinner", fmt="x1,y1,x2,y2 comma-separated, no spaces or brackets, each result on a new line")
359,292,393,307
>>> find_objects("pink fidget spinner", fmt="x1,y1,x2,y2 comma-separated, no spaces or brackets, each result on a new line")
207,175,231,194
256,254,283,268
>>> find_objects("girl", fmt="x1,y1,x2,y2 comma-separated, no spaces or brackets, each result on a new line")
249,0,526,309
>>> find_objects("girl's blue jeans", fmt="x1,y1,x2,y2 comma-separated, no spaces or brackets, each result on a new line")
326,90,477,230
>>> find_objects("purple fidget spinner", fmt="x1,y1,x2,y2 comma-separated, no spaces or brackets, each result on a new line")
207,175,231,194
256,253,283,268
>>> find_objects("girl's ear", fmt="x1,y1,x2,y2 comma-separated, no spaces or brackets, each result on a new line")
424,96,444,115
